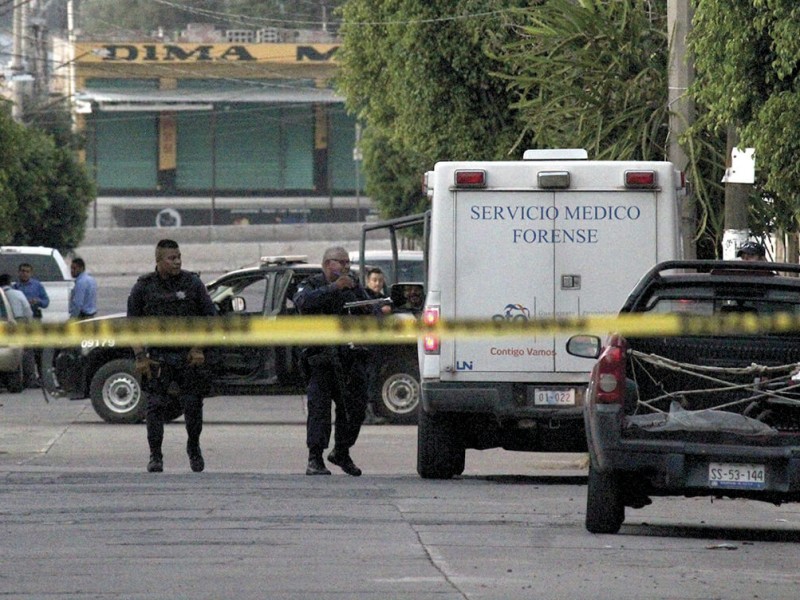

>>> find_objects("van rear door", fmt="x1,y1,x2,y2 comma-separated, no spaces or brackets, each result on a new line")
553,190,658,371
451,187,660,377
453,191,557,376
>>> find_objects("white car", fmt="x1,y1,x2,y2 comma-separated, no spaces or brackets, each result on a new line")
0,246,73,323
0,287,24,393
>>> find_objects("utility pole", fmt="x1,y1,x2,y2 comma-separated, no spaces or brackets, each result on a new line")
721,127,752,258
29,4,48,103
667,0,695,258
11,0,27,121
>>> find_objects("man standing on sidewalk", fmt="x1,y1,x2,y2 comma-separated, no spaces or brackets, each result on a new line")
1,273,37,386
14,262,49,319
69,257,98,319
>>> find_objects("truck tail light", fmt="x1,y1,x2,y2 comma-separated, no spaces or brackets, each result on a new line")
422,305,440,354
624,170,657,188
593,335,628,405
454,170,486,187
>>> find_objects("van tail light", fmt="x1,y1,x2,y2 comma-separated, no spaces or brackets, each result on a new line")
624,170,656,188
422,305,440,354
593,334,628,405
454,170,486,187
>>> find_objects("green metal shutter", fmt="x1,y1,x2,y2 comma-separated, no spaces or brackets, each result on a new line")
328,107,357,194
178,104,314,191
90,111,158,190
282,105,313,190
214,104,282,190
176,111,212,190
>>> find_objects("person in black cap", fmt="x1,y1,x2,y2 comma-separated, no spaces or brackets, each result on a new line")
737,241,767,262
293,246,382,477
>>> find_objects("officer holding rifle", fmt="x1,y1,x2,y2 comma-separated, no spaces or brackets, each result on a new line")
293,246,388,476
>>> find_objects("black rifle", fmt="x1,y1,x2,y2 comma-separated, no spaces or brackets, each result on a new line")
343,297,393,312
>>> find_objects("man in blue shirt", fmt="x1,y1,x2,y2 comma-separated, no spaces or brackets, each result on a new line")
14,262,49,319
69,257,97,319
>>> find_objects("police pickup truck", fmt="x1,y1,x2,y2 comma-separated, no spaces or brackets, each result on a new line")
44,256,421,424
568,260,800,533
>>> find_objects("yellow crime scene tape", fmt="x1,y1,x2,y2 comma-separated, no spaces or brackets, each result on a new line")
3,312,800,348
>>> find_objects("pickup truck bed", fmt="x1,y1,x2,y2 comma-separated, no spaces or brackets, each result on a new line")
574,260,800,533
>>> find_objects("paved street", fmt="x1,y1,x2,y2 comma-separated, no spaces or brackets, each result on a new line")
2,389,800,599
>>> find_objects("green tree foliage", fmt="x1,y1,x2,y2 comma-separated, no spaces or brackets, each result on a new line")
0,111,22,243
0,111,95,252
337,0,531,219
691,0,800,237
491,0,726,257
492,0,669,160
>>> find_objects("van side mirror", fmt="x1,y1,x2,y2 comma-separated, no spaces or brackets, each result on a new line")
566,335,602,359
231,296,246,312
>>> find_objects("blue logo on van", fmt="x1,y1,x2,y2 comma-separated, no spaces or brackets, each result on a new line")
456,361,474,371
493,303,531,321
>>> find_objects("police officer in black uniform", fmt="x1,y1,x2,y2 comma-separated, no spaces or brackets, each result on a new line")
127,239,217,473
294,246,379,476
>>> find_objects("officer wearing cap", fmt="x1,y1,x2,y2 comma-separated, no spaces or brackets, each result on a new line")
737,241,767,262
293,246,381,477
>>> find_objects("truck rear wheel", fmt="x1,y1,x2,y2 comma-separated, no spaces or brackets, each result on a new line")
585,464,624,534
417,409,465,479
374,358,420,424
5,362,24,393
90,359,146,424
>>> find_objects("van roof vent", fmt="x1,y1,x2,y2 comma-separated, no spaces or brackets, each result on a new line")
522,148,588,160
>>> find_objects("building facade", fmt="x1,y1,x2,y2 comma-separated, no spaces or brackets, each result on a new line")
71,29,366,228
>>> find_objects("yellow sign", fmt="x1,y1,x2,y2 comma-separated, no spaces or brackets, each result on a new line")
75,43,339,64
2,312,800,348
158,112,177,170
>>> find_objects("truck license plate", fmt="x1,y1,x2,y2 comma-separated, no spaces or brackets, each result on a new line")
534,389,575,406
708,463,765,490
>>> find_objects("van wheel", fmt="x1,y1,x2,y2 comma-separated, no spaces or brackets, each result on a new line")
5,363,24,393
90,359,146,424
417,409,464,479
585,464,624,534
374,358,420,424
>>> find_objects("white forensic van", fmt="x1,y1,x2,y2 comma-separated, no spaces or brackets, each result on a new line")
417,149,685,479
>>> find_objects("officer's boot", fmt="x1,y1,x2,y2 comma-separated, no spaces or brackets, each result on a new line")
147,451,163,473
306,449,331,475
187,440,204,473
328,447,362,477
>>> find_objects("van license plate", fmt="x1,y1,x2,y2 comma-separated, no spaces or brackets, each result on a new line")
534,389,575,406
708,463,765,490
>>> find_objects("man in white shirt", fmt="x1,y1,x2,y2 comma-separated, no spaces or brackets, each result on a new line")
1,273,34,320
1,273,37,386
